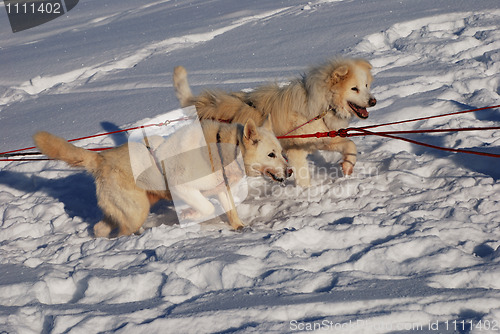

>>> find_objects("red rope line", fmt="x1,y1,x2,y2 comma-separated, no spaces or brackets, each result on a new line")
350,127,500,158
1,107,499,161
346,126,500,137
276,126,500,158
359,104,500,130
277,126,500,139
0,116,194,161
275,104,500,158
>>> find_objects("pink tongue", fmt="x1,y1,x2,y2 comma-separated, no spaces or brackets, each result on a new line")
348,102,369,118
359,107,369,118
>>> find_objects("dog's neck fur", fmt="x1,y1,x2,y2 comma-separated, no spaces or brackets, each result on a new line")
302,74,353,122
246,75,352,136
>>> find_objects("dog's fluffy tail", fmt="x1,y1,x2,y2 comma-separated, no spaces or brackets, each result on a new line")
33,131,102,172
173,66,194,108
172,65,265,124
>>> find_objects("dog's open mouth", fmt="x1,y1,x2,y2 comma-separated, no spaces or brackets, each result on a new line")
348,102,369,119
266,171,284,183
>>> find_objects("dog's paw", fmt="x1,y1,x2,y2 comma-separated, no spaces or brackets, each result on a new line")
342,161,354,176
230,219,245,231
93,221,112,238
180,208,203,220
238,225,253,233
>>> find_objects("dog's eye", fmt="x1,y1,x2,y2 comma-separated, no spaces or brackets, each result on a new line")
351,87,359,92
268,152,276,158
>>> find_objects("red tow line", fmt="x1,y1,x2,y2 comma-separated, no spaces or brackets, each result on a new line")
1,106,499,161
0,117,194,161
276,104,500,158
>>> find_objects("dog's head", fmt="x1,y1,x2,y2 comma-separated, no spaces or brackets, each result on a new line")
241,117,291,183
307,58,376,120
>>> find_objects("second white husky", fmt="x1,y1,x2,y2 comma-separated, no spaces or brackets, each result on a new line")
34,118,289,237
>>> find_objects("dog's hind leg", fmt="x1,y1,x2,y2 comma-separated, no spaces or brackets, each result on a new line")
287,148,311,187
116,194,150,236
95,185,151,237
93,218,116,238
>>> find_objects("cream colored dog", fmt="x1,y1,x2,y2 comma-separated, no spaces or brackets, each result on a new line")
33,119,288,237
173,58,376,187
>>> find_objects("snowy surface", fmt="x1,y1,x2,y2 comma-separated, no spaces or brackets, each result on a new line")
1,0,500,333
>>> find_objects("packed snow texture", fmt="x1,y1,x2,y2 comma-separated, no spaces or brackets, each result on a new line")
1,0,500,333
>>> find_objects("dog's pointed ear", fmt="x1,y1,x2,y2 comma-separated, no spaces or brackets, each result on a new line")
355,59,373,70
243,119,259,145
334,65,349,77
329,65,349,86
262,114,273,132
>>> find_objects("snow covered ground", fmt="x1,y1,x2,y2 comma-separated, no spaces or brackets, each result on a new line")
1,0,500,333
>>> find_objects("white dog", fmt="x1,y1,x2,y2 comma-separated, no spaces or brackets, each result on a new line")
34,118,289,237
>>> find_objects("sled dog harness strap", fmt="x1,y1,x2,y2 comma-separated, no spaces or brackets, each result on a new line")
207,129,243,176
216,130,238,216
216,131,228,184
215,130,244,176
206,135,216,174
141,127,169,190
232,137,244,175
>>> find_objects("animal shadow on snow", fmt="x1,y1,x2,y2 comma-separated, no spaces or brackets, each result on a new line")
0,169,179,235
0,122,179,235
412,102,500,180
100,121,129,146
0,170,102,228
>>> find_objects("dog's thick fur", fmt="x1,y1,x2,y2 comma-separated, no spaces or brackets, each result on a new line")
33,119,288,237
173,58,376,187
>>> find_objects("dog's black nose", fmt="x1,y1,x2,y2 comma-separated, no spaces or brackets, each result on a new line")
369,97,377,107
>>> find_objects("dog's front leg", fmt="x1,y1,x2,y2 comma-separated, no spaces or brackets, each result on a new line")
172,186,216,219
323,137,357,176
338,138,357,176
217,191,244,230
287,148,311,187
